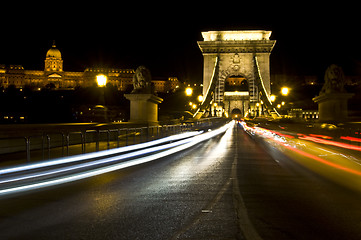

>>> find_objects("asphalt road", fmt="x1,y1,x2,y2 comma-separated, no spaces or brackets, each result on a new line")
1,124,361,239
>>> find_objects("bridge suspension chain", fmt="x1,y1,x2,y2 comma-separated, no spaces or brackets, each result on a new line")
193,56,219,119
254,56,280,117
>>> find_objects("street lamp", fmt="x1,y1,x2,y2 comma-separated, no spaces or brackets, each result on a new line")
95,74,108,122
281,87,289,96
185,87,193,96
96,74,107,87
270,95,276,102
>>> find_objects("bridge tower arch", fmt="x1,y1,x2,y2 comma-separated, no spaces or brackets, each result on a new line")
197,30,276,118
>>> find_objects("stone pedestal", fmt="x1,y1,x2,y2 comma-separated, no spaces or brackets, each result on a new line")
313,93,354,122
124,94,163,125
93,105,108,122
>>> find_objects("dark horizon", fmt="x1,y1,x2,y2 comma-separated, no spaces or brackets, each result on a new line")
0,5,360,83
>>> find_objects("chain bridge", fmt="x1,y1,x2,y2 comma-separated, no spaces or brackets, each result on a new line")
195,30,279,119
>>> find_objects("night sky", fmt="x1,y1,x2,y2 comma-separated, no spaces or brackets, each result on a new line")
0,3,360,84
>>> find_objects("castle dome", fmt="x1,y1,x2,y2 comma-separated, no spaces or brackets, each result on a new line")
46,42,62,59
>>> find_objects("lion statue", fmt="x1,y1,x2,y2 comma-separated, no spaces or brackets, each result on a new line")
132,66,153,94
320,64,345,94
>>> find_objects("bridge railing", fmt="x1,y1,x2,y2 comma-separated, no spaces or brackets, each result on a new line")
0,118,227,166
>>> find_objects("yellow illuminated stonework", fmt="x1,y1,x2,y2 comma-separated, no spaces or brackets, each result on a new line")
202,30,272,41
198,30,276,118
45,42,63,72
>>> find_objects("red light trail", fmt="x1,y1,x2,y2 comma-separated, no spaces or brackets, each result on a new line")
239,121,361,177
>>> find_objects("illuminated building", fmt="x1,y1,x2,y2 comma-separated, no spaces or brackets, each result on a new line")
0,42,179,92
45,42,63,72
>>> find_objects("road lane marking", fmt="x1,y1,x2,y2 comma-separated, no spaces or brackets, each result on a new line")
233,124,263,240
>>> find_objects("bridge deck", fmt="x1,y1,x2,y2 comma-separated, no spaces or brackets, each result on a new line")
1,122,361,239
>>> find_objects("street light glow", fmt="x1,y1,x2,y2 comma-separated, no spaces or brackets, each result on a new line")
185,87,193,96
281,87,289,96
96,74,107,87
270,95,276,102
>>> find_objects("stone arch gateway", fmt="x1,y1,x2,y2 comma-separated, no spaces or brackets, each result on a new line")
197,30,276,118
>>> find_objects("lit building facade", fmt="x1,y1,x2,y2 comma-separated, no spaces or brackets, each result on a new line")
0,43,179,92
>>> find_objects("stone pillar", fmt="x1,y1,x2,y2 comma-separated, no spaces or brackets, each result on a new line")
313,64,354,123
124,94,163,125
313,93,354,122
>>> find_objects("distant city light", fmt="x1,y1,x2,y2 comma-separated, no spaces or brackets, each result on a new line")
96,74,107,87
197,95,204,102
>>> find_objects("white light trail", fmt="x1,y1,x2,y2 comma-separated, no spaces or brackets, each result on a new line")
0,121,234,196
0,137,195,184
0,131,201,175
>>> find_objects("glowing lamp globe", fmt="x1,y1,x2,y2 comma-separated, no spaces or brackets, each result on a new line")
96,74,107,87
281,87,289,96
185,87,193,96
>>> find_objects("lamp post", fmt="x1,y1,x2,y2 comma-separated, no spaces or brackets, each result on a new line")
96,74,107,105
278,87,289,117
95,74,108,122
